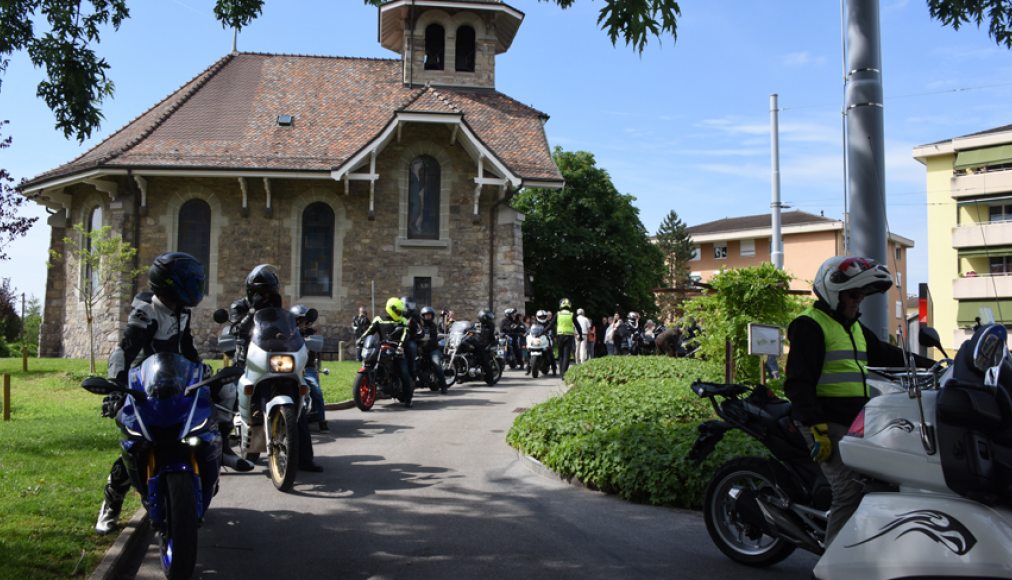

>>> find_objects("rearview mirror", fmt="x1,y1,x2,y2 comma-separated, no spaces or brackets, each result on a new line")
213,308,229,324
918,326,942,350
81,377,123,395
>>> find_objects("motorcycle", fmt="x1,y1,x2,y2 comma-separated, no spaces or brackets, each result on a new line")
82,355,242,580
693,325,1012,578
444,320,502,385
353,334,411,410
526,323,551,378
213,307,314,492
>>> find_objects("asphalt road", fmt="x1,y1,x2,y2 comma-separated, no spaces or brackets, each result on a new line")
128,370,817,579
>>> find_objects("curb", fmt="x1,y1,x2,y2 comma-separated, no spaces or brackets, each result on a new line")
516,451,591,491
88,508,149,580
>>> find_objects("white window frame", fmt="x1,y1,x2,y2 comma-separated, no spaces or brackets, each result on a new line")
690,246,701,261
714,243,728,260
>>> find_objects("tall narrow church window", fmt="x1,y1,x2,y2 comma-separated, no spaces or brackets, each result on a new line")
425,24,445,70
408,156,440,240
301,202,334,297
177,199,211,293
83,206,103,296
455,25,476,72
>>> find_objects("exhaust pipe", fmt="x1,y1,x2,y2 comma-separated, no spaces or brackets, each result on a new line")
755,498,824,555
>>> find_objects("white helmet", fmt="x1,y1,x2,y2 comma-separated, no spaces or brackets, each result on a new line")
535,309,549,324
813,256,893,311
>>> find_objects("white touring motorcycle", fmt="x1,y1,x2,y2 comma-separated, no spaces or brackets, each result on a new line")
214,307,321,492
692,325,1012,579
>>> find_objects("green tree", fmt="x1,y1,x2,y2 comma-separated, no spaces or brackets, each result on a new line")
48,224,142,372
681,264,808,384
513,147,664,319
0,278,19,356
20,295,41,357
655,210,695,288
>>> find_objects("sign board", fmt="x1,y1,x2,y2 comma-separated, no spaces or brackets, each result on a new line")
748,323,783,357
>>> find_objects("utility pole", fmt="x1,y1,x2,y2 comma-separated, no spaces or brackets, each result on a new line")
770,94,784,270
846,0,889,340
20,293,27,371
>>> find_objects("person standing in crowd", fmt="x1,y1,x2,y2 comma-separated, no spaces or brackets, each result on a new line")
587,319,597,359
604,314,621,355
555,299,583,377
352,306,369,361
575,308,592,364
439,309,455,335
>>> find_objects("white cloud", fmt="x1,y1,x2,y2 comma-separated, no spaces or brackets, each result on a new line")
782,51,826,67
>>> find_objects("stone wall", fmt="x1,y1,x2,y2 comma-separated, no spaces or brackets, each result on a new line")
401,9,497,89
44,123,526,360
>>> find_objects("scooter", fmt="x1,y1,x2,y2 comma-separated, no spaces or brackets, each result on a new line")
526,323,550,378
815,323,1012,579
213,307,315,492
82,355,242,580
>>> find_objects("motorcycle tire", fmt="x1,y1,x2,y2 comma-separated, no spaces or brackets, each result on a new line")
452,356,469,385
442,363,457,387
703,457,797,567
268,406,299,492
486,358,502,386
160,471,199,580
353,372,376,411
531,357,540,379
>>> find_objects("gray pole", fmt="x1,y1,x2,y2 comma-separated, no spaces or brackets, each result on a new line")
840,0,850,253
770,94,784,270
846,0,889,340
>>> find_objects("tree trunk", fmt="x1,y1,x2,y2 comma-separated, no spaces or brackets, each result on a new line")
87,313,95,374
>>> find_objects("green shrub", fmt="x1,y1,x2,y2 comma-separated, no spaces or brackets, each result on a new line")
508,356,770,509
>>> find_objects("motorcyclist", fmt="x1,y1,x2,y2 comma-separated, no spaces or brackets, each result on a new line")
623,311,643,355
230,265,323,472
463,308,497,384
96,252,234,534
357,297,415,407
555,299,583,378
291,304,327,432
500,308,525,369
784,256,932,546
401,296,422,390
419,306,448,393
526,309,554,376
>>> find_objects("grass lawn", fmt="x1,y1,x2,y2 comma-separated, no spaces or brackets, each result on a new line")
0,356,358,579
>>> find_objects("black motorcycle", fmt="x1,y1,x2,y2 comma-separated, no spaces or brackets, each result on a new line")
688,380,832,565
444,321,502,386
353,334,411,411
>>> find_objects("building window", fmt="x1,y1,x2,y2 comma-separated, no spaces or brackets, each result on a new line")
894,245,902,261
408,156,440,240
714,243,728,260
177,199,211,293
83,206,103,295
989,204,1012,223
896,271,902,289
424,24,445,70
690,246,701,261
740,239,755,257
413,276,433,308
989,256,1012,276
300,202,335,296
455,25,476,72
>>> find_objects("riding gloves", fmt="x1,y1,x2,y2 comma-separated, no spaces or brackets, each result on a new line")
809,423,832,463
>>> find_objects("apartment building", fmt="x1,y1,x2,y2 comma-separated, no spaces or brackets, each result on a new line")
914,123,1012,349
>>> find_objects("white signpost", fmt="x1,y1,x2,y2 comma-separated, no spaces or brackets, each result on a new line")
748,323,783,384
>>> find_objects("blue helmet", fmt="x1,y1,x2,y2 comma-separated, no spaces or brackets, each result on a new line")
148,252,205,308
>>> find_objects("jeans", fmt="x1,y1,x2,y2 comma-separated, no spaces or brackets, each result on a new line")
305,368,325,423
799,421,863,546
557,334,576,377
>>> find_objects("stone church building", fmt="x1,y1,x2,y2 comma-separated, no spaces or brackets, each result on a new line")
24,0,562,358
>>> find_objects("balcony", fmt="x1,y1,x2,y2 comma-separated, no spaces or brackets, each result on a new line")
952,221,1012,248
952,169,1012,199
953,273,1012,299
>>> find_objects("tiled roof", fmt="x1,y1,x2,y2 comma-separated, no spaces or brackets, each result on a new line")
25,52,561,187
686,210,837,235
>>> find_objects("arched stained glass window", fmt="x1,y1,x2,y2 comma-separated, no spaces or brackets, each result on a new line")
177,199,211,292
408,156,440,240
455,25,475,72
425,24,445,70
301,202,335,297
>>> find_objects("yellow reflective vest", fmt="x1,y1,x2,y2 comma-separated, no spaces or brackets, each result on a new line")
802,306,868,398
556,309,576,336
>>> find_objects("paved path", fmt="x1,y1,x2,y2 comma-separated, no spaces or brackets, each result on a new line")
129,371,817,579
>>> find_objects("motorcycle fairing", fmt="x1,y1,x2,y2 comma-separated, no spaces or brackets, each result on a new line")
814,493,1012,579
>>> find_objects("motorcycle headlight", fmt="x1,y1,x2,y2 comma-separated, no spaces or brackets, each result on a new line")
270,355,295,373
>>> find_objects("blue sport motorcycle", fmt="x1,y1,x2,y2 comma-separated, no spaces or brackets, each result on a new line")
83,353,242,580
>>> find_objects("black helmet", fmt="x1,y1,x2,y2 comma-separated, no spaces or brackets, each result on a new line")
246,264,280,310
478,309,494,323
148,252,205,308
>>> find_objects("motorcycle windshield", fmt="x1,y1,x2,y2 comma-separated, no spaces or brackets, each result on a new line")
530,324,545,338
252,308,305,352
132,352,203,399
449,321,472,336
125,353,207,434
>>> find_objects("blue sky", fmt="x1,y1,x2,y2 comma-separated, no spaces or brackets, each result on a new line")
3,0,1012,302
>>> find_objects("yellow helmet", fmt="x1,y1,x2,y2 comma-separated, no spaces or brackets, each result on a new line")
386,296,406,322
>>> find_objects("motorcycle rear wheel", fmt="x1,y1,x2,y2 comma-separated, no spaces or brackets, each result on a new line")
531,356,540,378
160,472,199,580
268,406,299,492
353,372,376,411
704,457,796,567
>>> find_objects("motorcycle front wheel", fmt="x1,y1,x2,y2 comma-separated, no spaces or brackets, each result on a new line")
442,362,457,387
531,355,541,378
704,457,796,567
452,356,469,384
268,406,299,492
353,372,377,411
160,472,199,580
486,357,503,386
